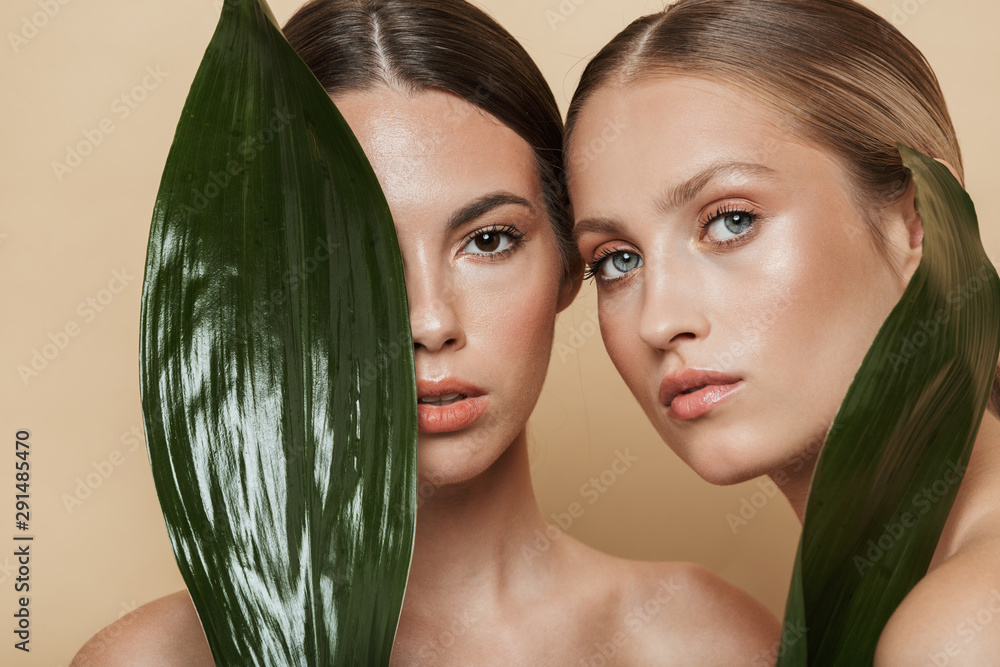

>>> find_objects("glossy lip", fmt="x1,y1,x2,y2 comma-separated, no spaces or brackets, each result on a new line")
658,368,743,421
416,377,488,434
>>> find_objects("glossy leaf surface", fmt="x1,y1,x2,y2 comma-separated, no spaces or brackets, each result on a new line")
139,1,416,664
777,146,1000,665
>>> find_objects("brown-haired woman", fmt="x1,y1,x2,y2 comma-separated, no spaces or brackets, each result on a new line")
567,0,1000,663
71,1,779,665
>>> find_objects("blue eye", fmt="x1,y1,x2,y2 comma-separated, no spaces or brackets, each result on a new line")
585,249,643,282
704,208,756,243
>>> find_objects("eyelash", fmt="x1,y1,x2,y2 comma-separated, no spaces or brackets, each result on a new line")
583,203,760,284
583,246,633,284
700,203,760,247
460,223,526,260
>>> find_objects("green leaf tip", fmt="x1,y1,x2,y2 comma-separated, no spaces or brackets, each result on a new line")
139,0,417,664
776,144,1000,665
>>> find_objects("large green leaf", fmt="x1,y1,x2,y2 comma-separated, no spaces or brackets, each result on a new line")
776,146,1000,664
139,0,416,664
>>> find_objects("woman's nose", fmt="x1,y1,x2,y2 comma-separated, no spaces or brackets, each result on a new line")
407,269,465,353
636,268,711,353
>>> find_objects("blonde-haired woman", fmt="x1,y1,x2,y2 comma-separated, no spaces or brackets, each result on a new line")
566,0,1000,663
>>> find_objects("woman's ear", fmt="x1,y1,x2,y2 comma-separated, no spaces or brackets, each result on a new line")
900,158,961,254
902,177,923,251
887,176,924,285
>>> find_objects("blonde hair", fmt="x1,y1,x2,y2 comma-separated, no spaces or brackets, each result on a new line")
566,0,1000,417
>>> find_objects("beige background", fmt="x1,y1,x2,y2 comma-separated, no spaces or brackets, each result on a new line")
1,0,997,664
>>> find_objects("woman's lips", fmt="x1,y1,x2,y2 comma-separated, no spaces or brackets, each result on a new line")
667,382,743,420
417,396,489,433
659,369,743,421
416,378,488,434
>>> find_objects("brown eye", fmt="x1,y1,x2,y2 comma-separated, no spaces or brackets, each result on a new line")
475,232,501,252
461,226,523,256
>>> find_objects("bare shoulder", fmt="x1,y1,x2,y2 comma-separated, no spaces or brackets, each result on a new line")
614,560,781,666
876,530,1000,667
71,589,214,667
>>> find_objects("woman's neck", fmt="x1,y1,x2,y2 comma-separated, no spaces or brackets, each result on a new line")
931,408,1000,565
402,429,553,610
775,407,1000,526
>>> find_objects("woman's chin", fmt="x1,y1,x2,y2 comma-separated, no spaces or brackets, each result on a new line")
668,437,776,487
690,460,761,487
415,437,500,489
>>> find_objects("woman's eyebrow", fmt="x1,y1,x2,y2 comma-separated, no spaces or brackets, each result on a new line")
573,216,623,242
573,161,776,242
447,191,535,232
655,161,776,215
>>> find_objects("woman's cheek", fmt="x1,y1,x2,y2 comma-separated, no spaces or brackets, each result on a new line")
597,290,652,403
512,269,560,362
463,262,559,376
747,234,866,423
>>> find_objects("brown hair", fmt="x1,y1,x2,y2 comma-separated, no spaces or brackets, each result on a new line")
566,0,1000,417
283,0,579,276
